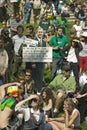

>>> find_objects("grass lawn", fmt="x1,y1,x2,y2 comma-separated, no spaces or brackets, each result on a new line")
81,121,87,130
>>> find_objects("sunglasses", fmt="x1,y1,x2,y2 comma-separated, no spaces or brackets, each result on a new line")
25,74,31,76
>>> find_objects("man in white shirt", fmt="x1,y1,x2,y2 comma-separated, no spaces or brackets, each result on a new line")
12,25,27,79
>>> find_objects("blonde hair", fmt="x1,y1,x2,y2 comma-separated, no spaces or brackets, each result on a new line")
64,98,75,108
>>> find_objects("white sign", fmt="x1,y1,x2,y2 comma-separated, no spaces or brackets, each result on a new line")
24,38,38,47
10,0,19,2
23,47,52,62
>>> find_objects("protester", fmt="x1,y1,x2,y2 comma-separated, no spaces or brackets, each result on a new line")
0,82,23,129
72,19,83,37
32,27,46,91
15,94,52,130
12,25,27,79
0,38,8,85
33,0,41,24
0,0,8,22
1,28,14,82
79,31,87,73
56,13,68,35
41,87,55,118
49,64,76,114
23,69,35,98
49,26,68,81
24,0,32,24
26,25,35,39
61,37,83,89
76,83,87,123
79,68,87,88
39,13,50,32
48,97,80,130
10,13,24,36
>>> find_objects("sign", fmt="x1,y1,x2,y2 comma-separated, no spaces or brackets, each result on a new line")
10,0,19,2
24,38,38,47
23,47,52,62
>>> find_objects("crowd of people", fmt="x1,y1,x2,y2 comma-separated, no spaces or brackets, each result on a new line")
0,0,87,130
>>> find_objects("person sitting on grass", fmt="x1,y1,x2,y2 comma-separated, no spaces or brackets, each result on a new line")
49,64,76,115
41,87,55,118
15,94,52,130
0,82,23,130
47,97,80,130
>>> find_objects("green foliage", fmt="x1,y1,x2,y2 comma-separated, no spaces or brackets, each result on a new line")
44,68,51,86
66,22,74,41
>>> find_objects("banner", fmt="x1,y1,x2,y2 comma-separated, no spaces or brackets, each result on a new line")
23,47,52,62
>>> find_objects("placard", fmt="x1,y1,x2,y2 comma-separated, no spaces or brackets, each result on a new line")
23,47,52,62
10,0,19,2
24,38,38,47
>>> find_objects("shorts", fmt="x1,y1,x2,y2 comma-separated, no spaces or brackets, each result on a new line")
79,56,87,70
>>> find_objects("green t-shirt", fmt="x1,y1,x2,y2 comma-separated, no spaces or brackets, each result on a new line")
49,35,68,58
56,17,68,34
39,19,50,31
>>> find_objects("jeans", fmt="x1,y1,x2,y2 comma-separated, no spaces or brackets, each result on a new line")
44,123,52,130
70,62,80,87
24,11,30,24
51,58,63,81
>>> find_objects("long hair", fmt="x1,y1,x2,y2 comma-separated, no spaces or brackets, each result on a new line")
41,87,55,108
64,97,76,108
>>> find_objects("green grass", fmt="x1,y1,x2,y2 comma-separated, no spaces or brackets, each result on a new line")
81,121,87,130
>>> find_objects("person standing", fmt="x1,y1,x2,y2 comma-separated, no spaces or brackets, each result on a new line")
12,25,27,79
32,27,46,91
1,29,14,82
24,0,32,24
39,14,50,32
49,26,68,81
0,0,7,22
56,13,68,35
79,32,87,73
33,0,41,24
0,38,8,85
61,37,83,90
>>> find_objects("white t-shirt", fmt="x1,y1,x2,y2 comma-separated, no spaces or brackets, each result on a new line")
73,24,82,37
15,106,40,122
12,35,26,56
79,42,87,57
67,47,78,63
79,73,87,87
